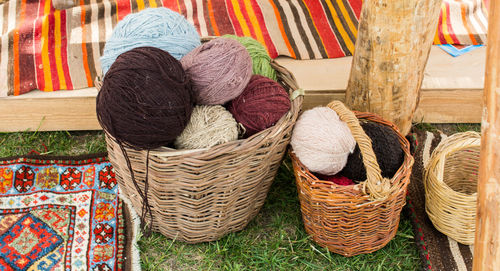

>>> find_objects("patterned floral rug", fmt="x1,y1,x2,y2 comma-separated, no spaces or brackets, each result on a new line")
0,154,140,271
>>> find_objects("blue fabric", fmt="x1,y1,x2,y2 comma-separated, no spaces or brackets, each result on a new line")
437,44,484,57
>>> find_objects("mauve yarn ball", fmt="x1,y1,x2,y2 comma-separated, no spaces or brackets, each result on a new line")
180,37,252,105
223,34,277,80
315,173,355,186
290,107,356,176
228,75,291,137
96,47,194,149
100,7,200,74
340,122,404,183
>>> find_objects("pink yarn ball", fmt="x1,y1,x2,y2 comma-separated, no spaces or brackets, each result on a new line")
228,75,291,137
180,38,252,105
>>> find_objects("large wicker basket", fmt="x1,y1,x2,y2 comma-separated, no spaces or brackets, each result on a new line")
290,101,414,257
99,59,302,243
424,131,480,245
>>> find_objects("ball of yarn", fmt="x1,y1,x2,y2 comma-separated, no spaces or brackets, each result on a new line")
100,7,200,74
291,107,356,175
174,105,239,149
96,47,194,149
315,173,355,186
223,35,277,80
228,75,290,137
180,37,252,105
340,122,404,183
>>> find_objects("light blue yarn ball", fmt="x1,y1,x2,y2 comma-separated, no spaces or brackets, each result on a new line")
100,7,200,74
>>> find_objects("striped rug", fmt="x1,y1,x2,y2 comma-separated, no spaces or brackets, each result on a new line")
407,130,474,271
0,0,363,96
434,0,489,45
0,0,489,97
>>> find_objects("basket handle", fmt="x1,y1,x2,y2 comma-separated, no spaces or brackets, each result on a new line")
327,100,394,200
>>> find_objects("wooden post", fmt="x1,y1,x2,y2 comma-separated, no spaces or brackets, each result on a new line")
345,0,442,135
473,0,500,270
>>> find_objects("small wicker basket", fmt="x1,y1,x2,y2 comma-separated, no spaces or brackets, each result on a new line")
98,56,303,243
424,131,480,245
290,101,414,257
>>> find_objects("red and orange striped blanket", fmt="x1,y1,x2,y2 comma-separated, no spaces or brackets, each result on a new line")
0,0,488,96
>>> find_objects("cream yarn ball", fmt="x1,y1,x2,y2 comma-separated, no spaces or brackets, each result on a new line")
291,107,356,175
175,105,239,149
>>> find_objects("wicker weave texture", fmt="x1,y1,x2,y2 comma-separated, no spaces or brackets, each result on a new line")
424,131,480,245
290,101,414,257
103,59,303,243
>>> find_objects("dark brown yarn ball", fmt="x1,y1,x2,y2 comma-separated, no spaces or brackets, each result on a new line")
96,46,194,149
339,122,404,183
227,75,291,137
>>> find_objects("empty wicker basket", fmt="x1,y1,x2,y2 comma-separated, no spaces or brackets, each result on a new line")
99,59,302,243
424,131,480,245
290,101,414,257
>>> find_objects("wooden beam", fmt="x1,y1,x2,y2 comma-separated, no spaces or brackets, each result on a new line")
473,0,500,269
0,88,99,132
276,46,486,92
345,0,442,135
0,47,485,132
413,89,483,123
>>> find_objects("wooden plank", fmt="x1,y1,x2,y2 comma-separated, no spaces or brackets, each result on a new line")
473,0,500,269
0,89,482,132
0,94,99,132
0,47,485,132
302,92,345,110
0,89,483,132
305,89,483,123
276,46,486,92
275,57,351,91
414,89,483,123
422,47,485,89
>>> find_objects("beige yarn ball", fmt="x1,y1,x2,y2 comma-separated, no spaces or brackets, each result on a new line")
291,107,356,175
174,105,239,149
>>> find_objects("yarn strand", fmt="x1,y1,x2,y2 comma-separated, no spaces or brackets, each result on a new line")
119,142,153,236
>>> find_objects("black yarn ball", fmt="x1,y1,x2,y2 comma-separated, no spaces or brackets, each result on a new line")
96,46,194,149
339,122,404,183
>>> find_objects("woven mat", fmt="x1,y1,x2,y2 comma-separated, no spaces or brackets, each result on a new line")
0,154,140,271
406,130,474,271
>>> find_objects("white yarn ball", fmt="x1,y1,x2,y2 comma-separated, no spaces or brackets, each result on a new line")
174,105,239,149
291,107,356,175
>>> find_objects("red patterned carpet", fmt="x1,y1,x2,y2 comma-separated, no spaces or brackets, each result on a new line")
0,154,138,271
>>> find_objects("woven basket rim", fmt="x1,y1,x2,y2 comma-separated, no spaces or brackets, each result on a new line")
425,131,480,198
290,108,414,202
97,36,303,158
424,131,480,245
289,105,413,256
102,38,304,242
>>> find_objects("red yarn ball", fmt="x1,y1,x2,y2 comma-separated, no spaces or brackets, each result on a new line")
228,75,291,137
315,173,355,186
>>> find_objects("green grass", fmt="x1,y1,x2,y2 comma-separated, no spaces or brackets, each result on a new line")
6,126,470,270
137,158,420,271
452,123,481,133
413,123,481,134
0,130,106,157
413,122,438,132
